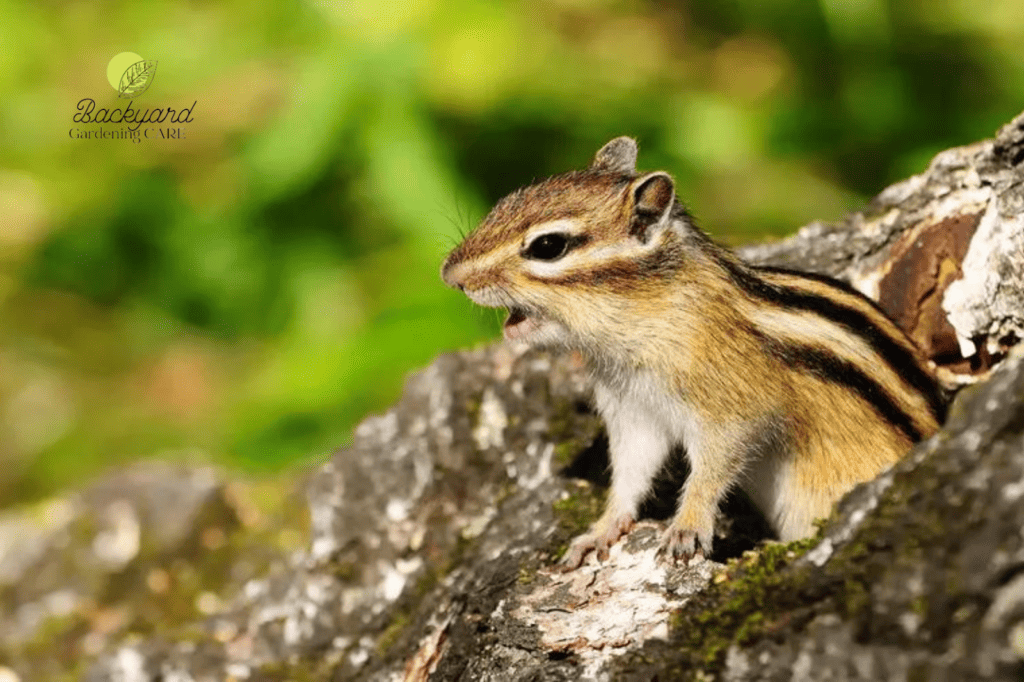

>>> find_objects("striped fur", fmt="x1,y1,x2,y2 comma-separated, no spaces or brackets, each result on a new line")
724,261,946,425
441,137,945,567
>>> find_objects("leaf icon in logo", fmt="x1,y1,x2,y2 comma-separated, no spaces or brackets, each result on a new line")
118,60,158,99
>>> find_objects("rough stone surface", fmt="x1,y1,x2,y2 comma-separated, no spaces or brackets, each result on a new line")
0,112,1022,681
69,345,744,682
0,462,296,681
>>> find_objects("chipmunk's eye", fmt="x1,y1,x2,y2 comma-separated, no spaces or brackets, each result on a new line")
524,233,569,261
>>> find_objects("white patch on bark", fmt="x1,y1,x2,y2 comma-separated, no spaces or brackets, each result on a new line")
472,388,508,451
511,525,714,672
943,194,1024,358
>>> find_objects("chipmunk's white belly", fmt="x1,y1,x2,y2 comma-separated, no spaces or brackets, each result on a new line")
593,369,702,513
593,369,699,448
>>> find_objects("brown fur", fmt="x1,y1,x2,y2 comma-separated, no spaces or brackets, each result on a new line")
445,170,634,267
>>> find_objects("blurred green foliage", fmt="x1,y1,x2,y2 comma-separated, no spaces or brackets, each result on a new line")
0,0,1021,507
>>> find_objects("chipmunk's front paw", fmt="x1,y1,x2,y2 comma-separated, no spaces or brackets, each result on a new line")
658,524,713,564
560,513,635,570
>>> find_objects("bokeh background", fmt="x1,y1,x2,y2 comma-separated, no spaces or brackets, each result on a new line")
1,0,1022,509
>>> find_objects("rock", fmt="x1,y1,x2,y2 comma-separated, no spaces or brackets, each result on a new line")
80,345,615,681
1,112,1023,681
0,462,297,681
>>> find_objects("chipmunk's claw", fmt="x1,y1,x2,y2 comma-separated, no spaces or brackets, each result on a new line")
560,513,635,570
658,526,709,565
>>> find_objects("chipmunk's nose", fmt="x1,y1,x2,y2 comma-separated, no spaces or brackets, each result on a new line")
440,257,464,290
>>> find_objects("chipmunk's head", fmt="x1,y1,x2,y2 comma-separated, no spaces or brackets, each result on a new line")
442,137,698,348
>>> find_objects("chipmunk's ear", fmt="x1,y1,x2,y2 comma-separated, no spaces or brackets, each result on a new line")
628,171,675,240
591,137,638,174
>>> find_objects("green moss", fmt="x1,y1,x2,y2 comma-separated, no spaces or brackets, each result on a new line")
668,534,820,675
551,483,605,560
464,395,483,427
553,483,604,533
547,403,602,468
376,613,411,656
257,660,325,682
840,576,871,620
518,565,536,585
552,441,580,467
7,612,89,682
332,561,359,583
642,444,971,681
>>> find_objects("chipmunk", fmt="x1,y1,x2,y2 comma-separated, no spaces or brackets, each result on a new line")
441,137,946,568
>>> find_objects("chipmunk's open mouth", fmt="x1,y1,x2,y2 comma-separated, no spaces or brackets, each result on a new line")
503,306,540,342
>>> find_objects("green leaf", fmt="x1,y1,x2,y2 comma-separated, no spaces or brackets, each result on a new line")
118,59,158,99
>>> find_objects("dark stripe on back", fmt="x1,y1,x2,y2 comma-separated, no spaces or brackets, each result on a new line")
757,333,923,442
719,259,946,424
